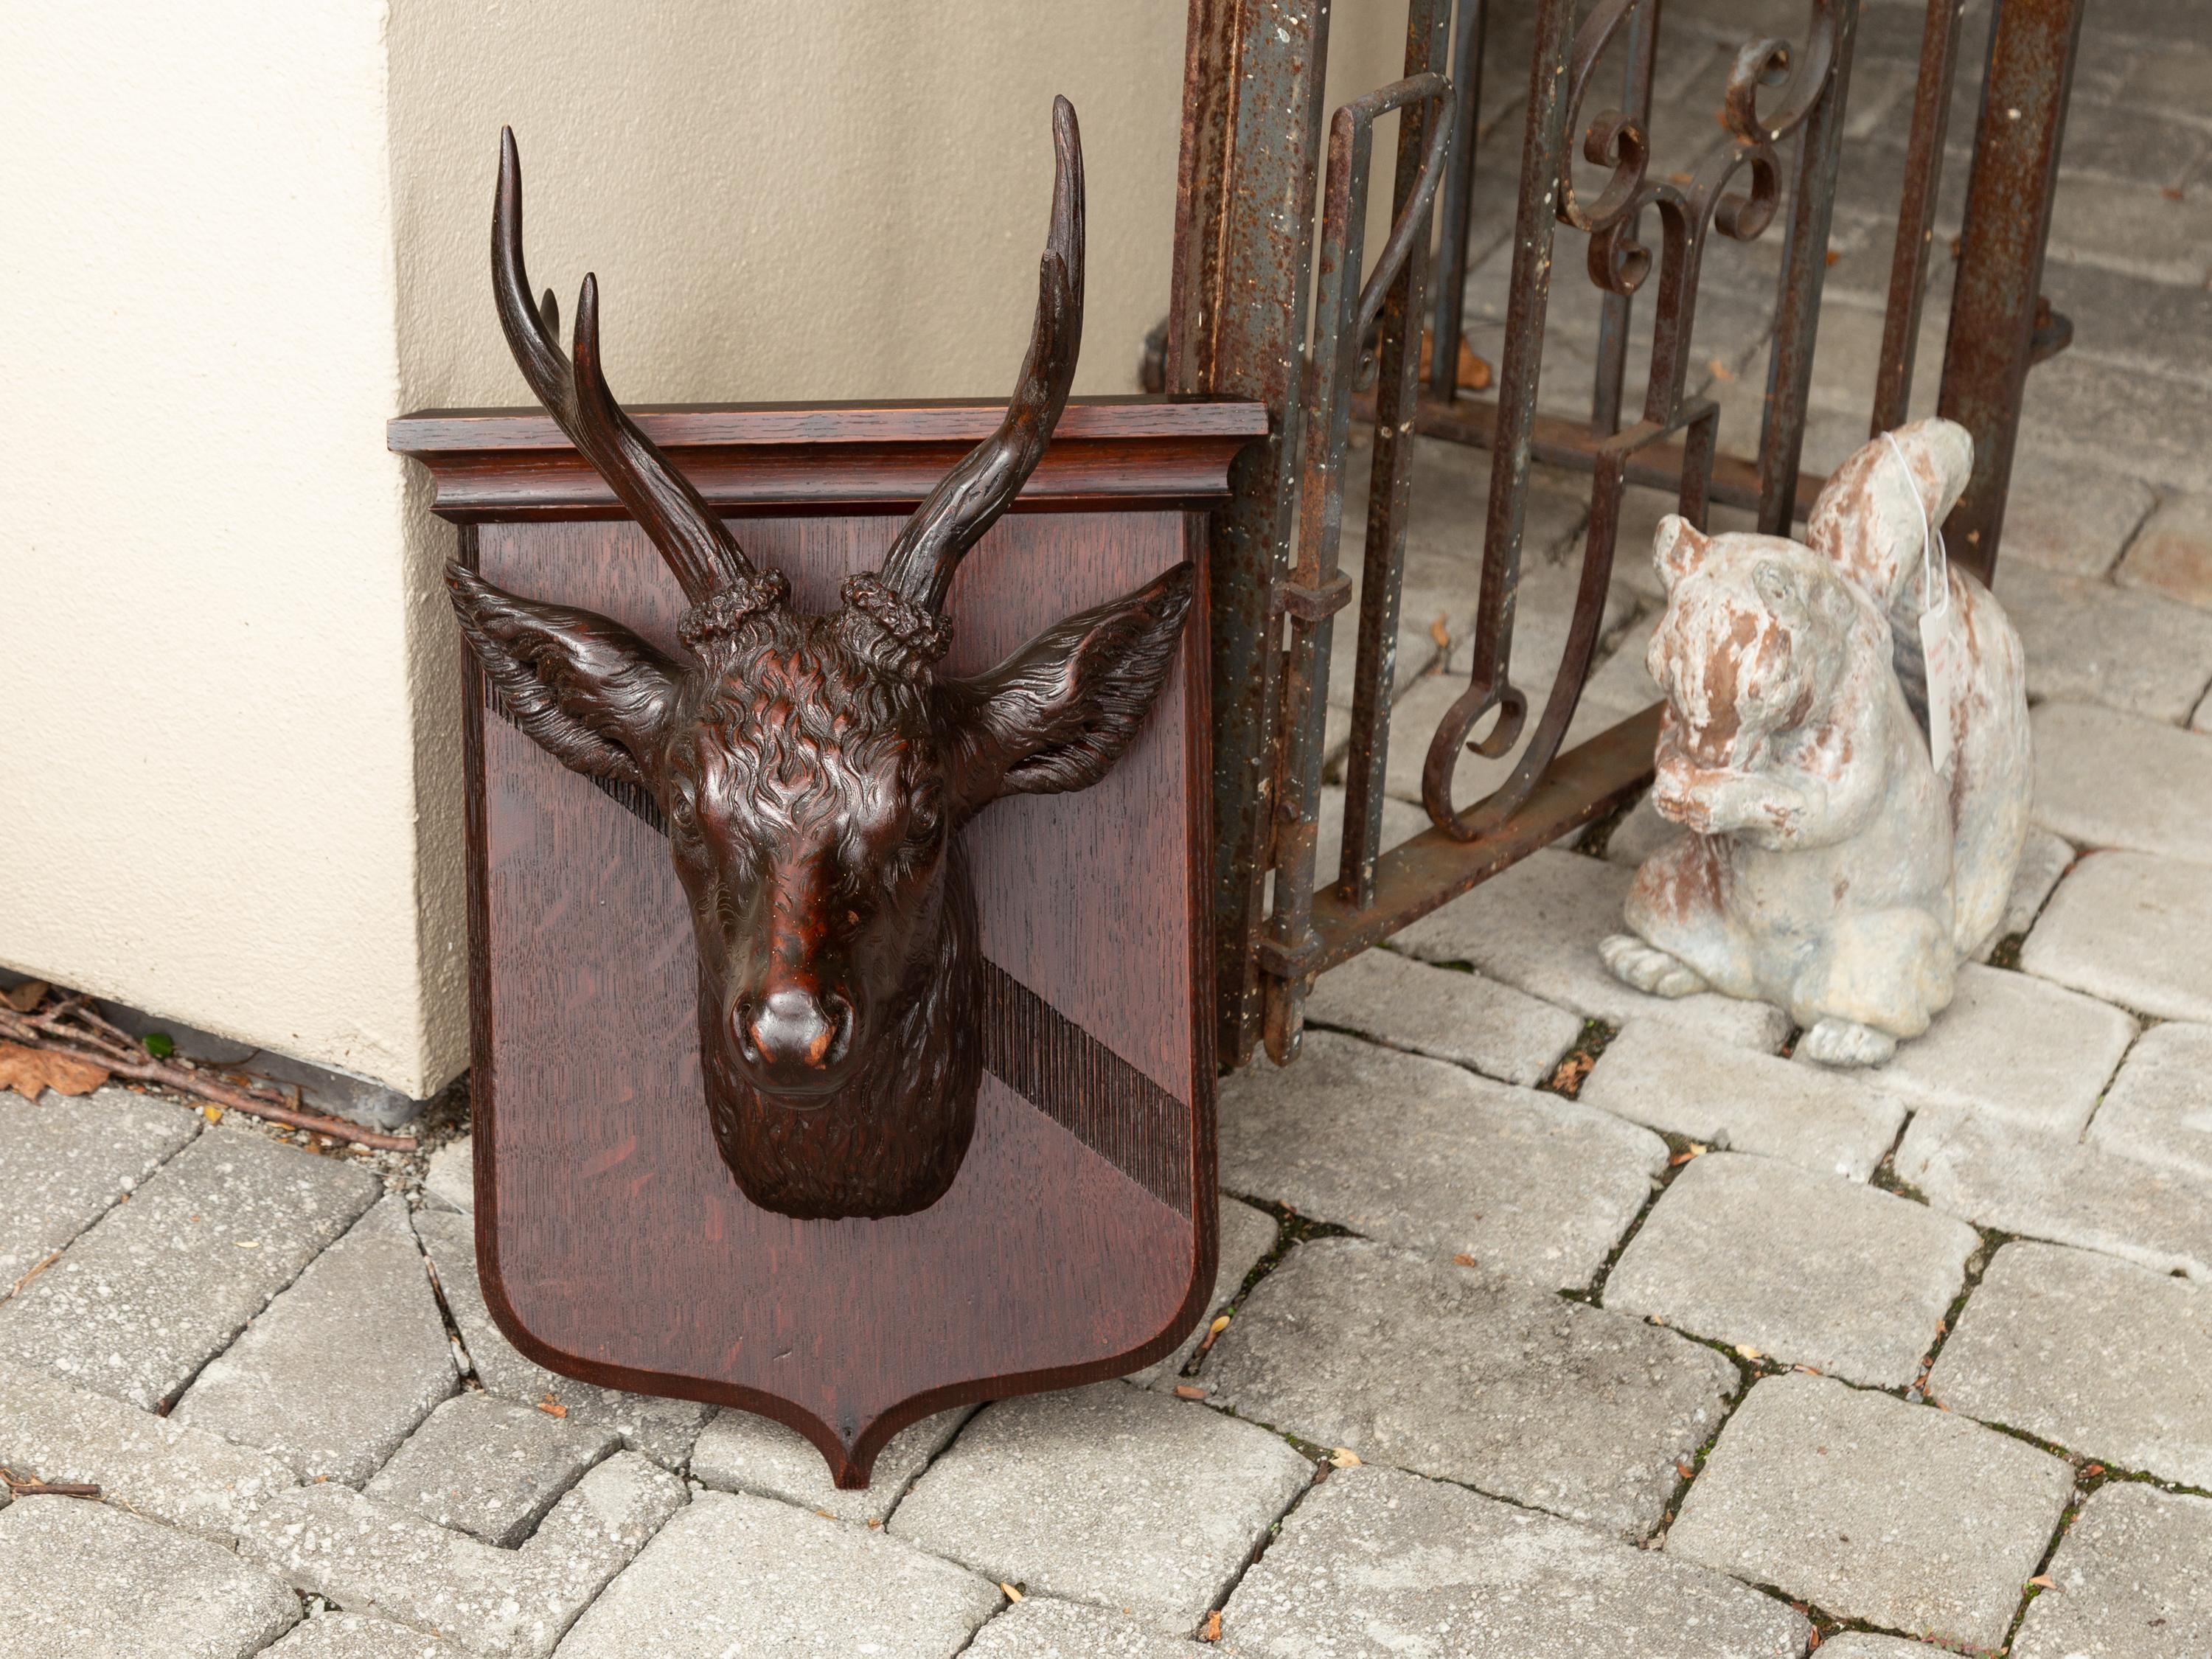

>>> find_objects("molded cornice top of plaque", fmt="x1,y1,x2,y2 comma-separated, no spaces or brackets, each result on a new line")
389,396,1267,522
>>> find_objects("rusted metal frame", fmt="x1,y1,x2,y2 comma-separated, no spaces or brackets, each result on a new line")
1590,0,1662,439
1754,0,1858,535
1394,390,1824,518
1307,706,1662,972
1423,0,1809,840
1937,0,2087,582
1427,0,1489,400
1338,11,1455,919
1869,0,1966,434
1167,0,1339,1068
1415,0,1582,846
1258,58,1454,1065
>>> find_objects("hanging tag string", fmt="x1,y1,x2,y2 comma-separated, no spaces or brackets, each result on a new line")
1885,431,1948,619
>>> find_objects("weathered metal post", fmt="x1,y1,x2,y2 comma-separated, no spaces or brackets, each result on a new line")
1937,0,2088,582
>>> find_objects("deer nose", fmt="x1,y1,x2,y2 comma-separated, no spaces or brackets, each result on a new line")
737,988,852,1079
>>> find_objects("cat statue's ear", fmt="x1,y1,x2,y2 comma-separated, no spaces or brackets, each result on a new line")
1652,515,1712,592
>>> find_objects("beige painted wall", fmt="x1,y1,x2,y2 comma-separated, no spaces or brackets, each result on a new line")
0,1,1194,1095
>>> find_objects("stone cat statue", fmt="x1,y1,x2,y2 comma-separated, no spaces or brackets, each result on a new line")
1599,419,2031,1065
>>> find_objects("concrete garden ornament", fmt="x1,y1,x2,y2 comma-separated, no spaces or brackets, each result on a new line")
1600,419,2031,1065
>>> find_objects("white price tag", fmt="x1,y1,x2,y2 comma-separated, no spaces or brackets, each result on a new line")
1887,433,1959,777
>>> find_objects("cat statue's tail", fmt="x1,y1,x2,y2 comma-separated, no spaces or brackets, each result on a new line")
1804,418,2032,957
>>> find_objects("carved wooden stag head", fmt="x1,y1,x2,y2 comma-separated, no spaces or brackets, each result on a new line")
448,100,1194,1220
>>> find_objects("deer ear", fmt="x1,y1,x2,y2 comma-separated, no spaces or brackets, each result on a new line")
1653,515,1711,592
446,562,680,789
941,560,1194,814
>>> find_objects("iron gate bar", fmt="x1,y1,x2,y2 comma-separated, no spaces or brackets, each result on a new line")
1426,0,1489,402
1260,39,1454,1062
1753,0,1857,538
1166,0,1338,1070
1938,0,2088,584
1870,0,1968,437
1590,0,1660,442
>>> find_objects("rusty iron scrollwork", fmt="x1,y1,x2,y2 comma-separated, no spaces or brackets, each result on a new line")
1421,0,1854,842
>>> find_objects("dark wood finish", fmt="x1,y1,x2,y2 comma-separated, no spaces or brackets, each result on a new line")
462,507,1218,1488
389,400,1265,522
409,101,1250,1485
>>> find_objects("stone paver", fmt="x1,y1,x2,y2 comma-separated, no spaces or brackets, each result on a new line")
1897,1105,2212,1281
1999,460,2156,577
1200,1236,1735,1540
1830,961,2137,1138
366,1391,619,1547
690,1403,970,1526
1993,557,2212,723
2011,1483,2212,1659
0,1085,199,1289
964,1596,1206,1657
1929,1242,2212,1489
1601,791,1679,871
2032,701,2212,866
1394,848,1794,1050
1220,1032,1666,1290
413,1210,708,1469
1606,1154,1978,1388
555,1489,1000,1659
173,1196,456,1483
889,1382,1310,1633
422,1135,473,1213
2022,851,2212,1023
1127,1197,1278,1388
1667,1374,2072,1652
265,1613,457,1656
1585,1021,1906,1181
2089,1020,2212,1182
1814,1639,1951,1659
0,1356,294,1547
2117,489,2212,611
1219,1463,1809,1658
0,1495,299,1659
240,1450,683,1659
0,1123,378,1408
1991,827,2076,948
1304,947,1584,1087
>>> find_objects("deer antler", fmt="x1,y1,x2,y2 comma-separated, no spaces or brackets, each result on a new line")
871,96,1085,617
493,128,771,617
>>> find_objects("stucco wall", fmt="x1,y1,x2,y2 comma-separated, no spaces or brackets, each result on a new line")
0,1,1195,1095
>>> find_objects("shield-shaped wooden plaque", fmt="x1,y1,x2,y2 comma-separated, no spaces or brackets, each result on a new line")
390,399,1262,1484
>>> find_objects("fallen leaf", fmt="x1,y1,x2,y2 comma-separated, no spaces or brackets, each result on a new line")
1823,248,1841,266
2083,1463,2105,1478
1452,1253,1478,1268
1208,1315,1232,1336
0,1041,110,1101
1668,1150,1696,1166
1329,1447,1362,1468
1173,1384,1208,1401
2162,185,2185,201
537,1395,568,1419
201,1105,225,1125
1708,358,1736,383
142,1031,175,1060
1676,1461,1695,1478
1807,1631,1821,1650
1,980,49,1013
1735,1344,1764,1360
1429,613,1451,650
1201,1610,1222,1643
2028,1573,2056,1590
1000,1583,1025,1603
866,1518,882,1529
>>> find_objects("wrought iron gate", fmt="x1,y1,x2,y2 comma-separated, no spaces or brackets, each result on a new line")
1166,0,2085,1068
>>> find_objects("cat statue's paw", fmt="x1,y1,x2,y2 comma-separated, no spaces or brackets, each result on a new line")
1599,933,1710,998
1800,1017,1898,1068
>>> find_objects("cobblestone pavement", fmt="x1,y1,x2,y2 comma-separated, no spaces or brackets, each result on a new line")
6,4,2212,1655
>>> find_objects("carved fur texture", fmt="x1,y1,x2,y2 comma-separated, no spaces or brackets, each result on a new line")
1604,419,2031,1066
